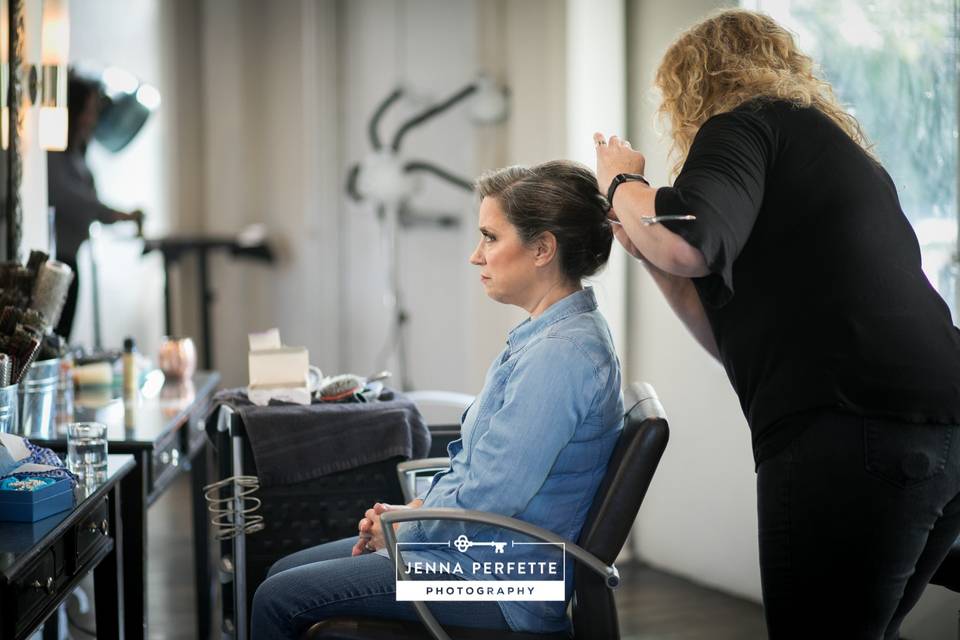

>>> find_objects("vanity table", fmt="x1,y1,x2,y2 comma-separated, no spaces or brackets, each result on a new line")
29,371,220,640
0,454,134,639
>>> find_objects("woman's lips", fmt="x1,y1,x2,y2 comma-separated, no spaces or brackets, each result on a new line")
480,275,490,283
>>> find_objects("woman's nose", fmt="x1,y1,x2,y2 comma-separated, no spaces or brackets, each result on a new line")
469,243,484,265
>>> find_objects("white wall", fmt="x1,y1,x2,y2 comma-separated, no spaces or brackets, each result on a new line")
566,0,628,365
625,0,762,604
193,0,571,392
339,0,477,392
466,0,568,391
195,0,344,387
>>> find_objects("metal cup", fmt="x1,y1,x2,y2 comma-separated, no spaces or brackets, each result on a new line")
18,358,60,438
157,336,197,380
0,383,18,434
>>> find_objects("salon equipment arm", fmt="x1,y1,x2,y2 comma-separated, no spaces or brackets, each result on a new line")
380,508,620,640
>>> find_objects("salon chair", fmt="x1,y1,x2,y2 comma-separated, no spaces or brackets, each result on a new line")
303,382,670,640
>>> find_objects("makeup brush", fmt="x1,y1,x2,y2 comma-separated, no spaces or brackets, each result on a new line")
10,330,41,384
0,307,18,335
19,309,46,336
0,354,11,387
29,260,74,332
25,250,49,274
0,261,20,288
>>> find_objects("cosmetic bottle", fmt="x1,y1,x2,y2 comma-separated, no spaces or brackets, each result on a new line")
122,337,139,396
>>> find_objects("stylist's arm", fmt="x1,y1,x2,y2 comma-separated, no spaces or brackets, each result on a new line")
593,132,708,278
594,132,719,359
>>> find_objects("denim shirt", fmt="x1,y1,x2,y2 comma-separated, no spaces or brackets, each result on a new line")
397,287,623,633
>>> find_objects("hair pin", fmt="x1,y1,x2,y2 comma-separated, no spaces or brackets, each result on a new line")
610,215,697,227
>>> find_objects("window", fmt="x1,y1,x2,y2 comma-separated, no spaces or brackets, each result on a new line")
748,0,959,314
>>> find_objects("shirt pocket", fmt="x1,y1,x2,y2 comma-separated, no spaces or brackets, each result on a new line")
863,418,956,489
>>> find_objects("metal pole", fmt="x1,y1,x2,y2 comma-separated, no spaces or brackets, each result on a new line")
231,416,247,640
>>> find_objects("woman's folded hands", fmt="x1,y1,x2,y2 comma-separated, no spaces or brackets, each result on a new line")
352,499,423,556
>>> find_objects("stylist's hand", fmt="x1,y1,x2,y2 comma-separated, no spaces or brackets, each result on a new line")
593,132,646,196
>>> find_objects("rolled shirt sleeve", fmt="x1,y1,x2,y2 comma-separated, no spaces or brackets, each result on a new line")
655,107,774,307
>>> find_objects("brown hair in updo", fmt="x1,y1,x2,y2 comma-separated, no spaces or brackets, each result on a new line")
475,160,613,282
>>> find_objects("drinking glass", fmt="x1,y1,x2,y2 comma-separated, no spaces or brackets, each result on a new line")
67,422,108,483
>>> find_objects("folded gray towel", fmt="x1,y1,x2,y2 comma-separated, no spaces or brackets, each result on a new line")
211,389,431,488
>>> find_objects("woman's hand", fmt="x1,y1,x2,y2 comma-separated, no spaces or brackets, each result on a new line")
351,501,420,556
593,132,646,196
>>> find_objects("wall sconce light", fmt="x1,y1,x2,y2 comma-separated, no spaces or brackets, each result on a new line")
37,0,69,151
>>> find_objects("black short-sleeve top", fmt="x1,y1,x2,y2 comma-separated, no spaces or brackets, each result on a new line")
655,99,960,464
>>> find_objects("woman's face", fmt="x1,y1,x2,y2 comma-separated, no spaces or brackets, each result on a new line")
469,196,540,306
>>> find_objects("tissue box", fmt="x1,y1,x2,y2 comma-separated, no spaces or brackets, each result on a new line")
0,477,74,522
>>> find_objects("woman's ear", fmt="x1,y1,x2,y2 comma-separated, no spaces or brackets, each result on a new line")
533,232,559,267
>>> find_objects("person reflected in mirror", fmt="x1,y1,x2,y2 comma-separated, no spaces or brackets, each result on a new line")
47,72,143,341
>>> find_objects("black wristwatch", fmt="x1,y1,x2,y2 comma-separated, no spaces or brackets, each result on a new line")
606,173,650,206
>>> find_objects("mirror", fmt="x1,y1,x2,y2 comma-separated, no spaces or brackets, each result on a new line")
1,0,20,262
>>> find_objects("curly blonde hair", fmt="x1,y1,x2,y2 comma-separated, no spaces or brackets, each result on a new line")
655,8,871,177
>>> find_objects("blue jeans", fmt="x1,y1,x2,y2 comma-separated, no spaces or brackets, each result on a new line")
251,537,510,639
758,410,960,639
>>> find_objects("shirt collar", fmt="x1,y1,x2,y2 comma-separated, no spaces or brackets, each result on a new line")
506,287,597,353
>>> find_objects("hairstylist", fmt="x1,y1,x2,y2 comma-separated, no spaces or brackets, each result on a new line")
595,9,960,639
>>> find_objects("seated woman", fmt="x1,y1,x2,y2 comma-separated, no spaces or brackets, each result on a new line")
251,160,624,638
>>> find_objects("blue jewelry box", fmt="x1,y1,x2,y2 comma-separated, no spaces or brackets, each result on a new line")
0,477,74,522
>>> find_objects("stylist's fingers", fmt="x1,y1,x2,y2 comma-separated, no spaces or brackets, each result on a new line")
593,132,606,147
608,135,620,147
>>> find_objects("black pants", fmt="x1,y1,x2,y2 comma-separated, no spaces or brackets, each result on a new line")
758,410,960,639
54,256,79,342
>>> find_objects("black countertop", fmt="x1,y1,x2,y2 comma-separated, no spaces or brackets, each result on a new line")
0,454,135,581
32,371,220,450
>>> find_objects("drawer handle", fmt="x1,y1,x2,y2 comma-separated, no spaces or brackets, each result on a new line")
88,519,108,536
30,577,54,594
160,449,180,467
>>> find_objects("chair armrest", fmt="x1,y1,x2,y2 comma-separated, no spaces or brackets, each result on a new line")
396,458,450,503
380,508,617,640
381,507,618,587
397,458,451,474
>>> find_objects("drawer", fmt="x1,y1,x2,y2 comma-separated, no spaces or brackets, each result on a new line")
74,498,110,569
13,549,60,634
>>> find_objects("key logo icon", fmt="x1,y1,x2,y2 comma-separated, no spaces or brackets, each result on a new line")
453,534,507,554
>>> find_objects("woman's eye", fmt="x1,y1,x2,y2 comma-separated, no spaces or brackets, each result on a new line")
482,234,495,243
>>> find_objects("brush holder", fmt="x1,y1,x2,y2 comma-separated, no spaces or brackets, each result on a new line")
17,358,59,438
0,383,18,434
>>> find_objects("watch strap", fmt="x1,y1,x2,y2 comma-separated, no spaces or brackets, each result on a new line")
607,173,650,205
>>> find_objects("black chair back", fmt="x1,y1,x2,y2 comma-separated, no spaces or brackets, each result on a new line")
571,383,670,640
304,383,670,640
